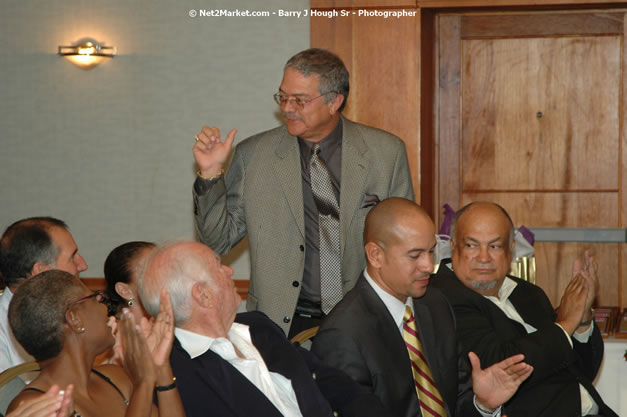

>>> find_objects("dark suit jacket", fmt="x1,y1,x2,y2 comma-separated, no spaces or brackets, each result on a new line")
431,259,618,417
311,275,478,417
170,311,387,417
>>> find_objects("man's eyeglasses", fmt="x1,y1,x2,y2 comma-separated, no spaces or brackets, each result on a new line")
65,290,110,315
273,91,336,109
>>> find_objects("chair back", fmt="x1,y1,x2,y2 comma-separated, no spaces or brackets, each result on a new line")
0,362,40,414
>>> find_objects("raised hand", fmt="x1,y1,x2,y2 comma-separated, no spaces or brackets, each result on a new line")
7,384,74,417
556,272,589,335
140,289,175,368
572,250,599,328
193,126,237,178
470,352,533,411
119,308,157,386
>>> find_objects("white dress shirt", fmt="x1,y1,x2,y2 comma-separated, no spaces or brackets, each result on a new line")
446,263,598,416
363,269,500,417
0,289,34,373
174,323,303,417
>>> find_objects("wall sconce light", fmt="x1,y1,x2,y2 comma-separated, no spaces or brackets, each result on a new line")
58,40,116,70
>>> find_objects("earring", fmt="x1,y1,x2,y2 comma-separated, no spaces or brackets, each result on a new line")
128,297,134,307
78,327,86,333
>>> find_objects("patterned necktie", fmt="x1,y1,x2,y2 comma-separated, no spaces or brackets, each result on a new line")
403,305,447,417
310,144,342,314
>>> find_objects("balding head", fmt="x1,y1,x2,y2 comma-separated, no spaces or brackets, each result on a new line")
364,198,435,301
450,202,515,296
138,241,239,335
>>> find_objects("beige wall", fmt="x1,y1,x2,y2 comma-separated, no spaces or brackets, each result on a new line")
0,0,309,277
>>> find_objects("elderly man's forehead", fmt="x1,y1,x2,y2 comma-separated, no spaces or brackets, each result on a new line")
458,204,511,233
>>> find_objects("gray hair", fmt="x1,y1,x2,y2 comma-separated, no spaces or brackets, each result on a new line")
138,241,213,326
285,48,350,112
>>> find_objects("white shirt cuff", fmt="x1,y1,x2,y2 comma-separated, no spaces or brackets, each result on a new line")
473,395,502,417
573,321,594,343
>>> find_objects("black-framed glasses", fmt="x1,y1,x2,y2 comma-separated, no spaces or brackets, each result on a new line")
65,290,110,315
273,91,336,109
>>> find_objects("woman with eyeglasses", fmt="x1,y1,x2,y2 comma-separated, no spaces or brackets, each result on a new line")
6,269,185,417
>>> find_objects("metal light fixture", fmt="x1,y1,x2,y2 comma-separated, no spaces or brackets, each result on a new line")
58,40,116,70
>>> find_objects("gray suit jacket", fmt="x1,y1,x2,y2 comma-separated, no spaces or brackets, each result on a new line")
194,118,414,333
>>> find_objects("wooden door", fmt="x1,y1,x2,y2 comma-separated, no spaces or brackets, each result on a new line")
436,10,626,307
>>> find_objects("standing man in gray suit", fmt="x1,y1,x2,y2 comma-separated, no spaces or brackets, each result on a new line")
192,48,414,337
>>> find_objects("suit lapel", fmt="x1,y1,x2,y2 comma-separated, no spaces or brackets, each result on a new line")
272,128,305,238
358,276,415,380
508,281,545,330
175,341,284,417
339,119,369,256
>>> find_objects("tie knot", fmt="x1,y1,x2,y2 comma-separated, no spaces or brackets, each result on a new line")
311,143,321,156
404,305,413,323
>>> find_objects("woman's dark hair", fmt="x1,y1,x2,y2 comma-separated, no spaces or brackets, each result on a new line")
104,241,155,315
9,270,80,361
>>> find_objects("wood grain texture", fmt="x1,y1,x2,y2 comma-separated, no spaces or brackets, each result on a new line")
461,36,620,191
532,242,619,307
460,192,619,227
311,8,421,199
461,13,624,38
418,0,627,7
436,14,462,225
312,0,416,8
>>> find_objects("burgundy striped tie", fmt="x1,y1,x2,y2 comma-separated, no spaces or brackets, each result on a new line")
403,305,447,417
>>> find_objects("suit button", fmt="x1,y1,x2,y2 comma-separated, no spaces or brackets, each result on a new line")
283,316,291,323
299,245,304,252
292,281,299,287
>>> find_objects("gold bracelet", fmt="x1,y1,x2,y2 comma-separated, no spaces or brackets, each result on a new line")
197,169,224,181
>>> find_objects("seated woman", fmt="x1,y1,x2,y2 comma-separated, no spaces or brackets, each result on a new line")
104,241,156,321
7,270,184,417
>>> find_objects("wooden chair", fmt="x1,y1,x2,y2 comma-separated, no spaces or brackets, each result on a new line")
0,361,40,415
290,326,320,346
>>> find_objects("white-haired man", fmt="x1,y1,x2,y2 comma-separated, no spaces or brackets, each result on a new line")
138,240,386,417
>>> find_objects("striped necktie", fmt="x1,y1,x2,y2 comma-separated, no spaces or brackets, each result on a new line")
403,305,447,417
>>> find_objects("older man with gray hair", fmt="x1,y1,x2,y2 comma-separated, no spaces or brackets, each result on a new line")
138,240,386,417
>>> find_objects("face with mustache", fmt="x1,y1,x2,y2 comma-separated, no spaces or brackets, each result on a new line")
450,203,514,297
278,67,343,143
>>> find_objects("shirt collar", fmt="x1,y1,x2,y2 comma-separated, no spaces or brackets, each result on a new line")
297,118,343,158
363,268,413,329
174,322,251,359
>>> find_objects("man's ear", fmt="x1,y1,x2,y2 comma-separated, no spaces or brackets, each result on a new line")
114,282,133,301
365,241,384,268
327,93,344,115
31,261,51,276
191,282,211,308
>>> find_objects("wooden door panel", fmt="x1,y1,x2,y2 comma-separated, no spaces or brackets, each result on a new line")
460,192,618,227
461,36,620,191
534,242,619,307
437,10,625,309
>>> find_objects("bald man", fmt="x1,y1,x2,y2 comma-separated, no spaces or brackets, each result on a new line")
431,201,618,417
312,198,532,417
